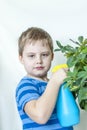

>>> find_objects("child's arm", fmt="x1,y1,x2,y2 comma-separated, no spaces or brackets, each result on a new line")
24,68,67,124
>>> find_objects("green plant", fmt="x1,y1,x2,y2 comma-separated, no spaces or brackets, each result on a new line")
55,36,87,111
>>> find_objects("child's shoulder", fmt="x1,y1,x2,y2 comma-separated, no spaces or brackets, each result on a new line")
16,76,46,91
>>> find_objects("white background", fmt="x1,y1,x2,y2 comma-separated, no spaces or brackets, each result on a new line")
0,0,87,130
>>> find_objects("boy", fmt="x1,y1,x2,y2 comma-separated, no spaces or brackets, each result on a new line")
16,27,73,130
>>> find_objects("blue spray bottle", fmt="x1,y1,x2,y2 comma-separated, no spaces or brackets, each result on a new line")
52,64,80,127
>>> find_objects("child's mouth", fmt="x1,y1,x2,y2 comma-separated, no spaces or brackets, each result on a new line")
35,66,44,70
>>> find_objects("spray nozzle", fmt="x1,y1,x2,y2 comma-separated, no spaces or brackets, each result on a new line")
52,64,68,73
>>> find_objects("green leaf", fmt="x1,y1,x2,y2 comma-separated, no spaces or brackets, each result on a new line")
78,87,87,103
56,40,62,48
64,45,74,52
78,87,87,110
70,85,80,91
78,36,84,43
77,71,86,79
82,47,87,53
81,76,87,85
84,39,87,45
84,66,87,71
84,103,87,111
67,56,77,67
54,49,61,52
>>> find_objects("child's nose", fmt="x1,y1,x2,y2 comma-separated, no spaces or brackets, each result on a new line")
36,56,42,63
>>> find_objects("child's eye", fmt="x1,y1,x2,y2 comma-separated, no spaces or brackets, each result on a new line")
42,53,49,57
28,55,35,58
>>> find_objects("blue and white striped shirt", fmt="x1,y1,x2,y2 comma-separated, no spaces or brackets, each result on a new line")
15,76,73,130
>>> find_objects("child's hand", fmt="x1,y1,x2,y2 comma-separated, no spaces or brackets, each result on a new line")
51,64,68,86
51,68,67,85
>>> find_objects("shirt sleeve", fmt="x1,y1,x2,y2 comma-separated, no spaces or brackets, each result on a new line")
16,79,40,111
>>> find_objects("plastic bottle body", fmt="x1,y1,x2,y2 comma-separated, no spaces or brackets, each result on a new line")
56,83,80,127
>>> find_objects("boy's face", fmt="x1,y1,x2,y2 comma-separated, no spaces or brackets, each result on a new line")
19,40,54,80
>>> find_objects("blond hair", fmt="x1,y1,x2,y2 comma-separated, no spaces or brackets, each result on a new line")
18,27,53,56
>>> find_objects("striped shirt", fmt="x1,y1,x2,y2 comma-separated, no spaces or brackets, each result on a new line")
15,76,73,130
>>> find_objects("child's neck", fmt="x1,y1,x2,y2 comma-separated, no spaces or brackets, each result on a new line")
26,74,49,82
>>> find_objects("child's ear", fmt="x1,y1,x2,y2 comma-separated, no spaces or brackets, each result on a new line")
51,53,54,61
19,55,23,64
